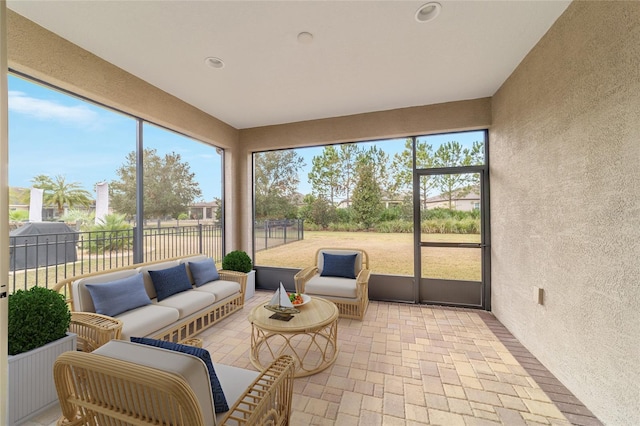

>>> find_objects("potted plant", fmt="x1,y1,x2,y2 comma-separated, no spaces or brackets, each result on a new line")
222,250,255,300
8,286,77,425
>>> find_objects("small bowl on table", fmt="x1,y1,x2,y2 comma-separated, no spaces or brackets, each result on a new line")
292,294,311,307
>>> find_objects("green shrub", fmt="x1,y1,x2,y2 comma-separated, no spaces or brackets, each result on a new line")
328,222,362,232
420,217,480,234
8,286,71,356
422,207,480,221
178,213,189,220
304,222,322,231
61,209,95,229
9,210,29,222
87,214,133,253
375,220,413,233
335,208,354,224
222,250,253,273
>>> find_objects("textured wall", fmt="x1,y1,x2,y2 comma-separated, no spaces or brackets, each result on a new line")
490,2,640,424
240,98,491,151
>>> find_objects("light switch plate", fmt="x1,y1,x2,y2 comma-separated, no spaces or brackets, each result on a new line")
534,287,544,305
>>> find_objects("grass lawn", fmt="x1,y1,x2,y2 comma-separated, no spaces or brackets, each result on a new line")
10,231,481,294
255,231,481,280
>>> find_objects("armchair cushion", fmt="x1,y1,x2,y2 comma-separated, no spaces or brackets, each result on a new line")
85,273,151,317
305,275,358,298
189,258,220,286
320,253,358,279
148,263,192,301
130,337,229,414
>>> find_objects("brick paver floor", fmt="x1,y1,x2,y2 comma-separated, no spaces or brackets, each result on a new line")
25,291,601,426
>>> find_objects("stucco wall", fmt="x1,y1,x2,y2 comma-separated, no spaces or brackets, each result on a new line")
490,2,640,425
240,98,491,151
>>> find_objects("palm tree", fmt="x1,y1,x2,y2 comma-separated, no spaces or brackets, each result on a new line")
32,174,92,216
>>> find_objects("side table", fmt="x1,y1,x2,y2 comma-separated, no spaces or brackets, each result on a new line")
249,297,339,377
70,312,123,352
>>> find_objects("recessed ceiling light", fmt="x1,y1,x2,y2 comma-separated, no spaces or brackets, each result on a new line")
415,2,441,23
204,57,224,69
297,32,314,44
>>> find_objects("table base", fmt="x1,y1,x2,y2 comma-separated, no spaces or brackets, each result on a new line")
250,320,338,377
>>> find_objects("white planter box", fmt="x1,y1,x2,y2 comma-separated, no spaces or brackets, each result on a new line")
8,332,77,425
245,270,256,301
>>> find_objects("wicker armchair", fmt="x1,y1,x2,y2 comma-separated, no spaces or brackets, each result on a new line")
54,341,295,426
294,248,370,320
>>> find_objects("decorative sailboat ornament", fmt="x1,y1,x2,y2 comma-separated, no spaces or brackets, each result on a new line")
265,282,299,320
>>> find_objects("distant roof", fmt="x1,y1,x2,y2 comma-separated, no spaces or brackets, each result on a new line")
190,201,219,208
426,191,480,203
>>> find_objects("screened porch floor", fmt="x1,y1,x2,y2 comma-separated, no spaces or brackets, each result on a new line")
26,291,601,426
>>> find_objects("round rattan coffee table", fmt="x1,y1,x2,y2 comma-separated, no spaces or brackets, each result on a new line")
249,297,339,377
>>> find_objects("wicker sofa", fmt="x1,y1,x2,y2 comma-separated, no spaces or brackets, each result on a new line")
54,340,295,425
53,255,247,347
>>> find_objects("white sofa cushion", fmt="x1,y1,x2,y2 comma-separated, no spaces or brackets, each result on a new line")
156,290,216,319
192,280,241,301
95,340,216,426
215,364,260,425
116,304,180,340
305,275,358,299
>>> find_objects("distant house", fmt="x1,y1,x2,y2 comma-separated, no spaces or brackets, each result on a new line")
424,190,480,211
188,200,219,220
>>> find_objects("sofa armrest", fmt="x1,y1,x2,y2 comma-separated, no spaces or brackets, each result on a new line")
355,268,371,299
70,312,123,352
294,266,319,293
218,269,248,296
219,355,295,426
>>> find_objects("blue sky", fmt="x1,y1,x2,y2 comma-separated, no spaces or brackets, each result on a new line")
8,74,484,201
8,74,223,201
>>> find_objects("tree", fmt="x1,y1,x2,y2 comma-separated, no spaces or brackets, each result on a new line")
110,148,202,220
337,144,361,207
308,146,340,204
432,141,483,209
364,146,391,195
352,161,382,229
254,150,305,219
309,196,337,229
31,174,92,216
308,143,362,207
390,139,435,208
9,187,30,205
213,197,222,222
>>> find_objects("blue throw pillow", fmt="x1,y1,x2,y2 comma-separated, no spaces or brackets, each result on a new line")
148,263,192,301
130,337,229,413
189,258,220,287
321,253,357,279
86,274,151,317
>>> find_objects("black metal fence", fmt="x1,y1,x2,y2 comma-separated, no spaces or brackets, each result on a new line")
8,224,222,293
254,219,304,252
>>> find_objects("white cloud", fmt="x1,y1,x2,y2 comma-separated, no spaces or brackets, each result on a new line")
8,91,98,125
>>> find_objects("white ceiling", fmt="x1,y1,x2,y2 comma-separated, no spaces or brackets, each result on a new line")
7,1,571,129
